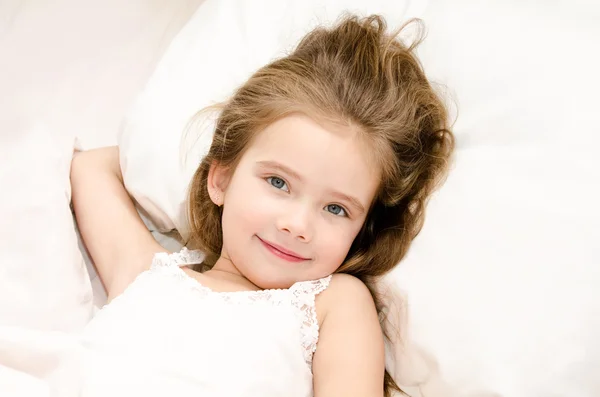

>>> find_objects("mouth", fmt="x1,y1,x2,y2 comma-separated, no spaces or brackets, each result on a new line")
257,236,309,263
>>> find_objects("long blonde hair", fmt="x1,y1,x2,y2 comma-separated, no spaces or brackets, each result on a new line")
187,14,454,396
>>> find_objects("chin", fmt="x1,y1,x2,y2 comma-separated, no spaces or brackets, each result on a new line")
250,273,299,290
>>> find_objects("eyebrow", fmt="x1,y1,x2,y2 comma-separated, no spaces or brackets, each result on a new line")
256,160,367,215
257,160,304,182
329,191,366,215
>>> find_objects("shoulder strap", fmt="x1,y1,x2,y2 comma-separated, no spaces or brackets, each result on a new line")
150,247,205,269
292,275,332,298
290,275,332,367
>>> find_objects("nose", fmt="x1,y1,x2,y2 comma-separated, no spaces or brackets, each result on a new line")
276,202,313,243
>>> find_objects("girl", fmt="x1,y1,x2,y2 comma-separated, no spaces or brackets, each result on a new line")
72,14,453,397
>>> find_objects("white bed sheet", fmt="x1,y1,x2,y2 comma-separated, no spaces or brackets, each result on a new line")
390,1,600,395
0,1,203,394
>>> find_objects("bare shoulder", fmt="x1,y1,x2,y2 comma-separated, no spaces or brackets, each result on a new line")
312,273,385,396
327,272,370,290
316,273,376,322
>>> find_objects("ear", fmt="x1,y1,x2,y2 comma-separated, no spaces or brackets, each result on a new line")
207,161,230,206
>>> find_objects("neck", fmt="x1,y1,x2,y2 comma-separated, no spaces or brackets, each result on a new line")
208,254,261,291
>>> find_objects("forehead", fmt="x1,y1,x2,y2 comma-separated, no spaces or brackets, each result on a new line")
242,113,380,201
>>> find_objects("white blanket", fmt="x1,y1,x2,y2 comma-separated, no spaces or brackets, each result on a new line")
0,1,203,395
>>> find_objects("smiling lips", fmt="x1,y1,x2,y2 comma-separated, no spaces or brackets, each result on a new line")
257,237,309,263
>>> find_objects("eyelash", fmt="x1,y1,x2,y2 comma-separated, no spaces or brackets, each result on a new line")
265,176,349,218
266,176,289,192
325,204,348,217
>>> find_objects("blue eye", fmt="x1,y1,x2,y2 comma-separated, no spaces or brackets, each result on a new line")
325,204,347,217
267,176,289,192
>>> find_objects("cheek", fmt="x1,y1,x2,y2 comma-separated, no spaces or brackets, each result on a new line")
315,222,358,267
224,176,273,233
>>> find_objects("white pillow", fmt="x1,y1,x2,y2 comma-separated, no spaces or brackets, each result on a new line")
0,128,93,332
0,0,205,151
1,0,208,310
119,0,428,239
389,1,600,396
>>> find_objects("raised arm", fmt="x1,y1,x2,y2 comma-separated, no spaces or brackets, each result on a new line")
313,274,386,397
70,146,165,301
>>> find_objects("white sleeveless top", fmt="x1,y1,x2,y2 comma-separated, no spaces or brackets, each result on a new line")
79,248,331,397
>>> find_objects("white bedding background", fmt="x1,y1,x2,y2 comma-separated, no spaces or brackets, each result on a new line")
395,2,600,395
0,1,203,395
1,1,599,396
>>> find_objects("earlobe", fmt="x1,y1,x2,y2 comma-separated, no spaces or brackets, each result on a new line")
207,161,229,206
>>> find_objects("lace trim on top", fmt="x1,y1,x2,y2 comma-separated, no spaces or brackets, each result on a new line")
151,247,205,269
150,248,331,366
289,276,331,366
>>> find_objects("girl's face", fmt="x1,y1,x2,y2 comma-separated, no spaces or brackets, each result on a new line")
210,113,380,289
